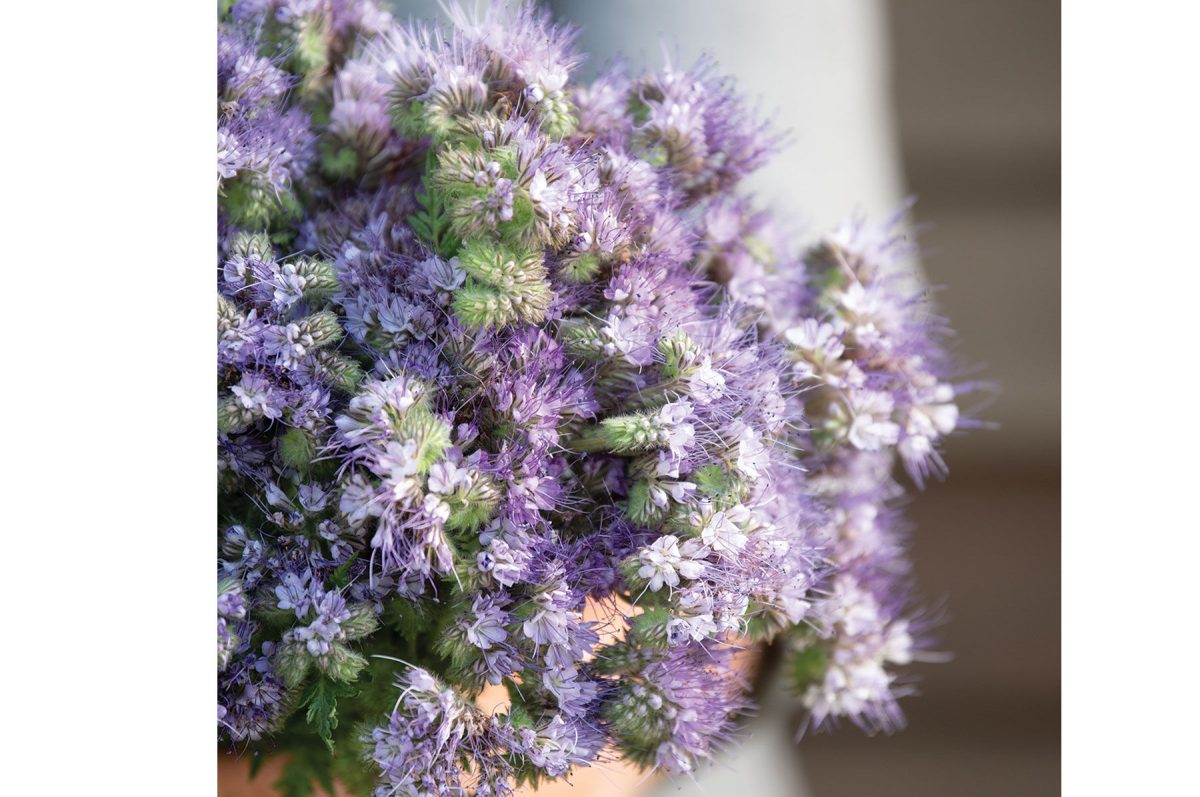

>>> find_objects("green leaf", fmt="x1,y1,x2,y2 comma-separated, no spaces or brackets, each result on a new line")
408,156,462,258
275,759,317,797
275,753,335,797
247,752,269,779
301,676,359,752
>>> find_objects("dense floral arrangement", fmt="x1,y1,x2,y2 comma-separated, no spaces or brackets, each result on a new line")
217,1,971,794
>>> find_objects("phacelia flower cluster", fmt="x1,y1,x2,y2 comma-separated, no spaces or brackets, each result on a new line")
216,2,972,794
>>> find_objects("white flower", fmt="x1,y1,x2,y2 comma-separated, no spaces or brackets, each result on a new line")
668,612,719,644
845,391,901,451
785,318,845,359
637,535,708,592
734,425,770,480
339,473,382,527
376,440,421,503
427,461,468,495
657,401,695,456
687,357,727,404
697,509,749,555
421,493,451,523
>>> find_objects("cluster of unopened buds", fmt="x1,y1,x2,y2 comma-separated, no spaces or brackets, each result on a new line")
216,1,974,794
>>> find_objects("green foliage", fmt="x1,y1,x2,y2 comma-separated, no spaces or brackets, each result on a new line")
693,464,745,508
276,756,330,797
408,152,462,258
381,595,438,640
301,676,360,752
786,641,829,692
321,143,360,181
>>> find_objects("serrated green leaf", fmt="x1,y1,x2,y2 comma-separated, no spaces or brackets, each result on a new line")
301,676,359,752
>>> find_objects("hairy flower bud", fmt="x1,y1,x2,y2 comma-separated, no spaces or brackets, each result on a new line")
451,238,553,328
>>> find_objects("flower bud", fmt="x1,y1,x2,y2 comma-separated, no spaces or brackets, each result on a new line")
279,426,316,470
274,640,312,689
341,606,380,641
318,643,368,683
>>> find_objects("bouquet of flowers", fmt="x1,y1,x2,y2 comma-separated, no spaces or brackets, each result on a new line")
217,1,971,794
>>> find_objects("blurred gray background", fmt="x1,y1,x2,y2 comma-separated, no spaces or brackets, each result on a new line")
800,3,1060,795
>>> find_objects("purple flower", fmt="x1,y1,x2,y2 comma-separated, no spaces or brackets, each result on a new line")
215,1,975,788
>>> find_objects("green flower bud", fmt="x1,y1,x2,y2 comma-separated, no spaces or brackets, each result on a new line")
574,407,684,455
656,330,698,380
218,394,257,435
298,310,343,350
693,464,745,508
559,252,601,284
559,318,610,362
318,643,368,683
453,283,516,329
217,294,240,335
625,479,670,527
228,230,274,261
628,606,671,649
308,350,366,394
293,18,330,79
444,473,501,534
321,143,359,180
591,641,645,676
390,99,431,139
294,258,339,301
452,239,553,328
536,93,578,140
434,621,485,694
396,405,452,474
340,607,380,641
279,426,315,470
275,641,313,689
222,179,300,230
743,599,793,642
602,682,671,767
